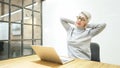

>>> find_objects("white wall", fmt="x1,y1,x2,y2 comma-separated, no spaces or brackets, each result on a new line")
43,0,120,65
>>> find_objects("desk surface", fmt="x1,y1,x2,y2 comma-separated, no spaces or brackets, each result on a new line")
0,55,120,68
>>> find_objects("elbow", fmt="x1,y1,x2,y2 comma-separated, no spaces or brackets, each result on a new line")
60,18,65,21
60,18,67,23
98,23,107,28
98,23,107,31
60,17,64,21
102,23,107,28
95,23,107,30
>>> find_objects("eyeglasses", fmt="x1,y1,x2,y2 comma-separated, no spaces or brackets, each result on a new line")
76,16,86,21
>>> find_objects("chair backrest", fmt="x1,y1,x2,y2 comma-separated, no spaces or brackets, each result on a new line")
0,41,4,52
90,42,100,62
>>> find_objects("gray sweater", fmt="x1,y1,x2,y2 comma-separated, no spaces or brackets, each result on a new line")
61,18,106,60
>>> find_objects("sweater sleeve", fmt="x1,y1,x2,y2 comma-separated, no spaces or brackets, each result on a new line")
87,23,106,37
60,18,75,31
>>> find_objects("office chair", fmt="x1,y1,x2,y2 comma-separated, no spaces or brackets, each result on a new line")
90,42,100,62
0,41,4,52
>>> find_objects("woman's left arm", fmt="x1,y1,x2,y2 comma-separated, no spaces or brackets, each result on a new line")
86,23,107,37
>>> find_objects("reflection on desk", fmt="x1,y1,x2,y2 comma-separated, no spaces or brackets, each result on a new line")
0,55,120,68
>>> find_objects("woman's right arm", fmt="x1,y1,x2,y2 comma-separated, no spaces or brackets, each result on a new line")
60,18,75,31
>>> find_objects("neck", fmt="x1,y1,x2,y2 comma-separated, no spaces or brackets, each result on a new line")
76,26,85,30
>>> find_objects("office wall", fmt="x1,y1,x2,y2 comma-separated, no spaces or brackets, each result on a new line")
43,0,120,65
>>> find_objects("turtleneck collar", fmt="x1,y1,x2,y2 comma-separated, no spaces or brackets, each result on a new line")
75,26,85,30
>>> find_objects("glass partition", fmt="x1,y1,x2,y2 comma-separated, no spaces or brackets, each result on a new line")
0,0,42,60
0,23,8,40
0,41,8,60
10,41,21,58
23,40,32,55
11,23,21,40
0,4,9,21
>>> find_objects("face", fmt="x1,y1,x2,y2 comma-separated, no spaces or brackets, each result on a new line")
75,14,88,28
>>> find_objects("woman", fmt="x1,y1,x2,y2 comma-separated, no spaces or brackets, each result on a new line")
60,11,106,60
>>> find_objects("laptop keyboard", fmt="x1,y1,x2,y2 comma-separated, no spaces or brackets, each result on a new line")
60,56,74,63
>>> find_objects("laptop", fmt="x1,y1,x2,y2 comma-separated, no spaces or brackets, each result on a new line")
31,45,75,64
